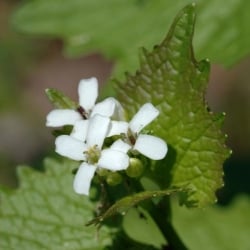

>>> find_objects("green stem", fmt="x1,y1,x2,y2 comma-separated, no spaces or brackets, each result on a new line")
149,197,188,250
130,179,187,249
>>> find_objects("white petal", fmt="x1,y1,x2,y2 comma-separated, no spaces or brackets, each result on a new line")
55,135,87,161
110,139,131,153
73,162,97,195
107,121,129,137
111,98,126,120
46,109,82,127
86,115,110,148
133,134,167,160
70,120,89,141
90,97,116,118
98,149,129,171
129,103,159,134
78,77,98,111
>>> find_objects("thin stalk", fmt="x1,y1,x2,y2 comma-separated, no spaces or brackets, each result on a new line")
130,178,187,249
149,197,188,250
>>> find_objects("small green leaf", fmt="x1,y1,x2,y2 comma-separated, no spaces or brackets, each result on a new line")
0,158,112,250
123,207,166,248
45,88,77,109
86,188,180,226
107,230,159,250
116,4,231,207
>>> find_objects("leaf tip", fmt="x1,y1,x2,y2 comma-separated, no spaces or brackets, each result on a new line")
45,88,54,100
85,216,103,227
45,88,53,95
183,2,196,14
191,2,197,8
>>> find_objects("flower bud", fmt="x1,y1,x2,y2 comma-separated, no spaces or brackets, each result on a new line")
106,172,122,186
96,168,109,177
126,158,144,178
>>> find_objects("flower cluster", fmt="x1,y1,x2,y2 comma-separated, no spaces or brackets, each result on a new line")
46,77,168,195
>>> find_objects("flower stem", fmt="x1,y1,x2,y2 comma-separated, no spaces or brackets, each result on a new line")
149,197,188,250
129,179,187,249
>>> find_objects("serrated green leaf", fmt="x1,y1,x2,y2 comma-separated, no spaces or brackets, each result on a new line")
11,0,250,80
116,5,230,207
86,188,180,226
0,158,112,250
46,88,77,109
173,196,250,250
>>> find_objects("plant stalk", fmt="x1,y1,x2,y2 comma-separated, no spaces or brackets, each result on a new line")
149,197,188,250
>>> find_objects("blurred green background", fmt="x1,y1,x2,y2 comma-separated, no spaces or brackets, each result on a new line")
0,0,249,205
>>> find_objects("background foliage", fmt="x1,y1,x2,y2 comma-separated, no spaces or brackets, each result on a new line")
11,0,250,79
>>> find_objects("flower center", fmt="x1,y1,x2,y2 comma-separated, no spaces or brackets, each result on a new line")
85,145,101,164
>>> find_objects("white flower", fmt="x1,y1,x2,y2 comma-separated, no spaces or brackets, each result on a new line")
46,77,125,127
129,103,168,160
113,103,168,160
55,114,130,195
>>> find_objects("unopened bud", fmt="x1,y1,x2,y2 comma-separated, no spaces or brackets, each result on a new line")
126,158,144,178
96,168,109,177
106,172,122,186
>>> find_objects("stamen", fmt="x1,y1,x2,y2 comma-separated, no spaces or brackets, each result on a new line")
129,135,136,145
77,106,88,119
127,128,137,145
86,145,101,164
